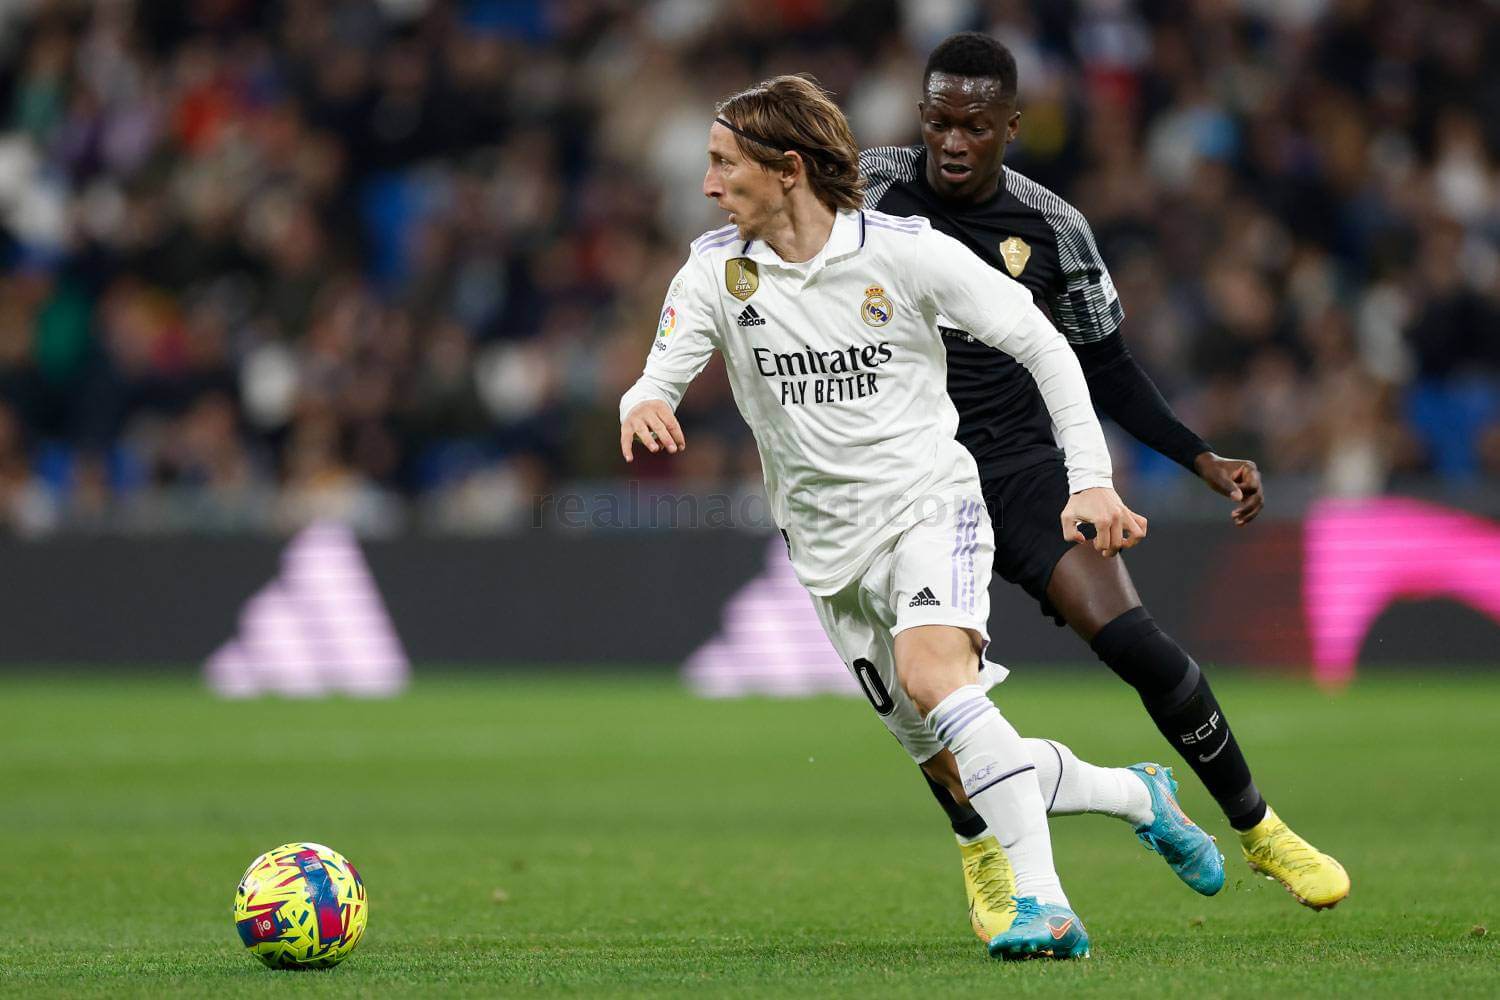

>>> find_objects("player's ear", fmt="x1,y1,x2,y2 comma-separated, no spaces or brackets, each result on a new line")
779,150,804,189
1006,108,1021,141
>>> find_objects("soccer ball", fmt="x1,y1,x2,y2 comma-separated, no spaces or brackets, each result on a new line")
234,842,367,969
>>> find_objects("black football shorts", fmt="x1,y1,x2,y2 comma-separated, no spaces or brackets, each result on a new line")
980,456,1078,627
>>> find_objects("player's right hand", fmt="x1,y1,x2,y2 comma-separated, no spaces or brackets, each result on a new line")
1061,487,1148,558
621,400,686,463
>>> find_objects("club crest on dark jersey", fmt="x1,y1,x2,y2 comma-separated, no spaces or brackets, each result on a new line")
725,258,759,301
861,285,893,327
999,236,1031,277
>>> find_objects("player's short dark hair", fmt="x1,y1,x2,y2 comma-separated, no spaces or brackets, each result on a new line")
923,32,1018,102
715,75,865,212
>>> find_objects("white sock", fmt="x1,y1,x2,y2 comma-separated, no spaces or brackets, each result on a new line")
1025,738,1154,828
925,685,1068,907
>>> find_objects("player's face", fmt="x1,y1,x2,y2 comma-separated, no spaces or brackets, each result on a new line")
919,73,1020,204
703,123,784,239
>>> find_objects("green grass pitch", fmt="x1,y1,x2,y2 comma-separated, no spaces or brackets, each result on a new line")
1,670,1494,998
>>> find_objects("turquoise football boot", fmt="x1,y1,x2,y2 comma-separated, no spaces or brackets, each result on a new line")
1128,763,1225,896
987,896,1090,960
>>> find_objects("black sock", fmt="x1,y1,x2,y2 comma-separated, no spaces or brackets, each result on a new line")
1091,607,1268,830
922,771,988,839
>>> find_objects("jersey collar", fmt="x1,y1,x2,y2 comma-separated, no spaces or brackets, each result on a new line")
739,208,866,276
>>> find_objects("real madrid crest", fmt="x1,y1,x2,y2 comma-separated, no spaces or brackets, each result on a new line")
861,285,892,327
998,236,1031,277
725,258,759,301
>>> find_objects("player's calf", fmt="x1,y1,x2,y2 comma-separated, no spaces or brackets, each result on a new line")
919,680,1071,910
1091,607,1268,830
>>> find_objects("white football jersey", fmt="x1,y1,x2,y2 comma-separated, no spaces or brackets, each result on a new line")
621,208,1111,595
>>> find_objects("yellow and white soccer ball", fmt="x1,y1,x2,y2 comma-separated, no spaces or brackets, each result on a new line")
234,842,367,969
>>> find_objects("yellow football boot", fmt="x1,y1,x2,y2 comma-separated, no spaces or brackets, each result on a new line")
1238,806,1350,910
959,836,1017,942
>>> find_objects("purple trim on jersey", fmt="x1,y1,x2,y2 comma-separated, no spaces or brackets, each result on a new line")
867,208,922,224
963,501,981,613
692,225,736,250
865,212,922,231
858,211,866,248
951,498,980,614
967,502,979,613
957,502,970,613
698,233,740,253
865,219,922,236
950,499,969,609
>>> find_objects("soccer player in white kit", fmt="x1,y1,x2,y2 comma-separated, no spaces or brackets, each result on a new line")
620,76,1161,960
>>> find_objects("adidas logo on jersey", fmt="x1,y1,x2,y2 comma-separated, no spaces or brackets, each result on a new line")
737,305,767,327
909,586,940,607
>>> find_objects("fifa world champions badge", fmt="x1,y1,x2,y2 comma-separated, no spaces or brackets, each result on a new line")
861,285,893,327
725,258,758,301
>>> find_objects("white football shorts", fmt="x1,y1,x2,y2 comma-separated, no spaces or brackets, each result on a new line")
809,492,1009,763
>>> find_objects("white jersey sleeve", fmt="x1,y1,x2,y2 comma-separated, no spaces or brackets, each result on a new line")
619,255,720,421
909,225,1113,493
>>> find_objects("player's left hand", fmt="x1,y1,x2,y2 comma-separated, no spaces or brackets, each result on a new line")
1061,487,1148,558
1192,452,1264,526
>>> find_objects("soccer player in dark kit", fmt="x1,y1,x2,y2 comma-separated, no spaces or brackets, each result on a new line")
860,32,1349,936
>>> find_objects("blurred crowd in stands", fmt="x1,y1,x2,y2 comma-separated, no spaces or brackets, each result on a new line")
0,0,1496,535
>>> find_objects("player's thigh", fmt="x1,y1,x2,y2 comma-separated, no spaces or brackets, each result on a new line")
987,459,1091,628
885,494,995,711
892,625,985,716
1045,541,1143,642
808,588,940,764
987,460,1142,640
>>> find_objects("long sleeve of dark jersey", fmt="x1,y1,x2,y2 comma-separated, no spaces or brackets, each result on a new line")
1072,332,1211,471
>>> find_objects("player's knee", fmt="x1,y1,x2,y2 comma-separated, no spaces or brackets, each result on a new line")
1089,606,1197,703
898,666,950,717
895,625,981,715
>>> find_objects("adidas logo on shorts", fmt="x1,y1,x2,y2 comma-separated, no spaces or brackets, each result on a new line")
908,586,940,607
736,305,767,327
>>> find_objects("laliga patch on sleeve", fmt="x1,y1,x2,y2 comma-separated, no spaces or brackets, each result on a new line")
654,305,678,352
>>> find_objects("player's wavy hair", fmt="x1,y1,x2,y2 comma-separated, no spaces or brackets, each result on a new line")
714,75,865,211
